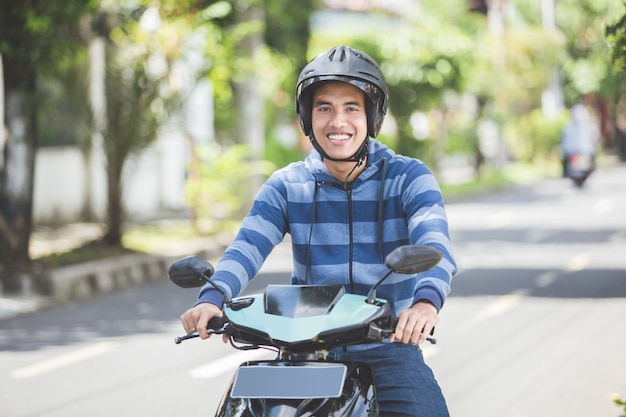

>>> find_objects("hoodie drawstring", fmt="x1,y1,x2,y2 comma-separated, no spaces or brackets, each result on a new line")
377,157,388,262
305,180,321,282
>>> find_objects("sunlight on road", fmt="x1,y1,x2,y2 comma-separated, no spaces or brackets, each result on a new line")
566,253,590,271
10,341,118,379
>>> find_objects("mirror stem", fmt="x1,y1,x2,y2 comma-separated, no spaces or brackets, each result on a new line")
366,270,393,304
206,275,232,306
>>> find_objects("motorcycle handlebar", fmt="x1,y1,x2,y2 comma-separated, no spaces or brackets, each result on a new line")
175,316,436,345
174,316,228,344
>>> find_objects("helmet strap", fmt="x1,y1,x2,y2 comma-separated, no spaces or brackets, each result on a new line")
309,135,369,163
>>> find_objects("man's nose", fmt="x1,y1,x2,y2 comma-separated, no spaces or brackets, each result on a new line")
329,112,346,127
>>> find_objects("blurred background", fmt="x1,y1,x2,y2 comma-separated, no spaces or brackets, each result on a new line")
2,2,626,417
0,0,625,283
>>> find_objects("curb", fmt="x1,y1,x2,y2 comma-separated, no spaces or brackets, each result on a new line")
0,236,229,322
46,253,168,303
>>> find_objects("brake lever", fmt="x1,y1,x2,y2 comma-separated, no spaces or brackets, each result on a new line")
174,316,228,344
174,332,200,344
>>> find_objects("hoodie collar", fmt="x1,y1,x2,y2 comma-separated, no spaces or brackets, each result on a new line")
307,139,388,185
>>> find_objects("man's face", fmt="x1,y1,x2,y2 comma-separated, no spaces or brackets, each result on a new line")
311,82,368,161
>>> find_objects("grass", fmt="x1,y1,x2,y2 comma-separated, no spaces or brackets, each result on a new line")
34,239,139,269
122,220,202,254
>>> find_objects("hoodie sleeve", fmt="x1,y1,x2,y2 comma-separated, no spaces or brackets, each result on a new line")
195,171,291,307
402,162,457,311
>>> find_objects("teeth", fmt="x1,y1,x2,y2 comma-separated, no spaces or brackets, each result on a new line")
328,134,350,141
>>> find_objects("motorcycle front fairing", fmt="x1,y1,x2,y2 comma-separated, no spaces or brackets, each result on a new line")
212,285,389,417
223,284,394,352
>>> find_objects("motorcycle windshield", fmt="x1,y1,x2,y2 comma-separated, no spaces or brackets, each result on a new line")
265,285,345,318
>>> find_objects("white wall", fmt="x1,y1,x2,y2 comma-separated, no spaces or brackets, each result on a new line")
33,131,188,226
33,74,213,226
33,147,87,224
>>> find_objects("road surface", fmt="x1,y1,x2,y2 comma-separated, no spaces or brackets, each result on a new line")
1,165,625,417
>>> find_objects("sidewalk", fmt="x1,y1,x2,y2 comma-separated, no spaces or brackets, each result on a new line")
0,222,228,322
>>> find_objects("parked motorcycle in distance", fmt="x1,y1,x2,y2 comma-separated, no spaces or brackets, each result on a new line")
169,245,442,417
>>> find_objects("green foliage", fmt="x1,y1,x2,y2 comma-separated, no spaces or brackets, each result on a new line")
606,4,626,72
0,0,99,272
308,5,475,163
264,129,307,167
503,108,569,162
554,0,625,102
613,393,626,414
35,239,136,269
38,56,93,148
185,143,276,235
445,121,480,156
104,15,175,159
0,0,98,87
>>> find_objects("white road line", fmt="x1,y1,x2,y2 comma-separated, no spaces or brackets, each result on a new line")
486,211,512,229
566,253,590,271
467,290,528,327
593,198,614,216
10,341,118,379
189,349,276,379
535,271,558,288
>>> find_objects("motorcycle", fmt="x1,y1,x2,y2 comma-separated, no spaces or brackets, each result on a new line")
169,244,442,417
565,152,594,188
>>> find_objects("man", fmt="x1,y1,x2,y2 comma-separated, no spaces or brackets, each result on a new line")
181,45,457,416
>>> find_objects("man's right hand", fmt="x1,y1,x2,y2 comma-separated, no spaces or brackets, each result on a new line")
180,302,222,340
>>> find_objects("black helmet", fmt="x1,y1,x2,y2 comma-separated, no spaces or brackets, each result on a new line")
296,46,389,139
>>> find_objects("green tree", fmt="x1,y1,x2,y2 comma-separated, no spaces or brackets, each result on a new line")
309,2,476,167
605,3,626,159
86,0,231,245
606,5,626,71
88,3,189,245
0,0,97,285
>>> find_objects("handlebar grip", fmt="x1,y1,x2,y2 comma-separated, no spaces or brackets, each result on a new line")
207,316,226,331
386,318,437,344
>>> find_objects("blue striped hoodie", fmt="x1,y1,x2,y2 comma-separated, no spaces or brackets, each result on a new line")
196,139,457,316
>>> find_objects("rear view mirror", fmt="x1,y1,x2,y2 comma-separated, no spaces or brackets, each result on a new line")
384,245,443,275
168,256,214,288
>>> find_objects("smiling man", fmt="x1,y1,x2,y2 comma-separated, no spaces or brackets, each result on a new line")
181,46,457,416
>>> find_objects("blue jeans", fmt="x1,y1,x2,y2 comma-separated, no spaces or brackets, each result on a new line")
328,343,449,417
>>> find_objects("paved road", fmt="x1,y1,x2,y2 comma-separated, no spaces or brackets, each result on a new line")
1,165,625,417
432,165,626,417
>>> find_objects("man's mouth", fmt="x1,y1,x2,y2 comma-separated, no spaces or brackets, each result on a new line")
327,133,352,141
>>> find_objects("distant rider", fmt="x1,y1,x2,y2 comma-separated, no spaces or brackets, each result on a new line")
560,104,598,177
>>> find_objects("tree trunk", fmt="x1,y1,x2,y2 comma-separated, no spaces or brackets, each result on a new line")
0,80,37,289
104,163,123,246
234,3,265,196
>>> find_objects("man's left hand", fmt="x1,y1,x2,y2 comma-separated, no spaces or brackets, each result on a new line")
389,301,439,345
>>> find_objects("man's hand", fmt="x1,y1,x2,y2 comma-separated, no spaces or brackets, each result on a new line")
389,301,439,345
180,302,222,340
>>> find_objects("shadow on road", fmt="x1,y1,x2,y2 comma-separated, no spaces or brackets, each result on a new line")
451,228,623,244
0,271,291,352
450,267,626,299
